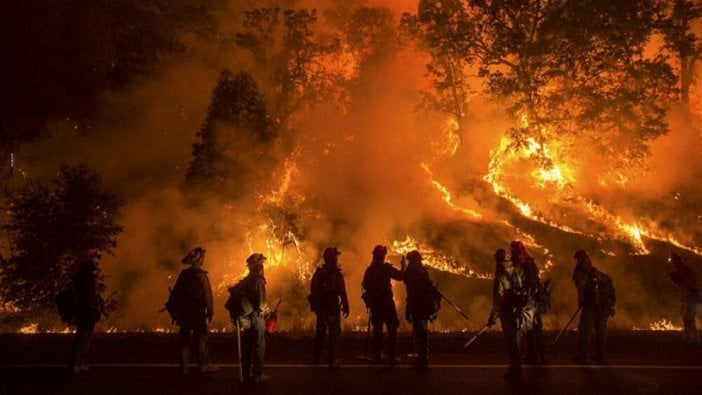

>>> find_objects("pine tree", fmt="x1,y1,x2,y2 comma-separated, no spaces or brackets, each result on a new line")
183,70,276,200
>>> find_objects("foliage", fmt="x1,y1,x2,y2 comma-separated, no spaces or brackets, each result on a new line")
0,0,218,151
233,7,342,131
1,165,123,313
183,70,276,200
655,0,702,105
401,0,474,136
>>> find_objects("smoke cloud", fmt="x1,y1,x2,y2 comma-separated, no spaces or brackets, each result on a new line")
4,0,702,332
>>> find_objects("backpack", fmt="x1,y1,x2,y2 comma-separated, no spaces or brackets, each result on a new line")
224,278,254,321
585,270,616,315
535,279,551,314
55,283,77,325
163,285,185,324
308,267,334,313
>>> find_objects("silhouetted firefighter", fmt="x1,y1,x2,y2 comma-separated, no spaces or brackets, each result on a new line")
509,240,549,364
403,250,441,369
362,245,405,365
225,253,270,384
308,247,350,369
166,247,218,375
494,250,536,381
572,250,616,364
61,249,109,374
668,252,700,343
490,248,534,382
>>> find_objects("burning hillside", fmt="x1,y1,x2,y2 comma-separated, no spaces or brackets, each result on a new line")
1,1,701,333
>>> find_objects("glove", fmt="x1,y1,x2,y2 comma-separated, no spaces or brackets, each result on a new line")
487,311,497,327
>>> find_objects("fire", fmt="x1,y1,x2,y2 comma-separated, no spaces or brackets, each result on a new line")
633,319,682,331
18,323,38,334
420,163,482,220
263,158,303,207
390,236,491,279
430,117,461,158
484,121,702,256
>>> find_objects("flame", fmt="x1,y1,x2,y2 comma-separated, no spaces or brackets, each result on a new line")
262,158,304,207
18,323,38,334
390,235,491,279
633,319,683,331
484,119,702,256
421,163,482,220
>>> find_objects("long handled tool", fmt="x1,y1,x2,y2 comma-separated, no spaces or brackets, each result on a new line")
551,307,582,349
236,319,243,383
356,308,374,361
463,324,490,348
439,291,470,321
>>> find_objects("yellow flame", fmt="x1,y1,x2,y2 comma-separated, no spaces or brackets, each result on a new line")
390,235,491,279
633,319,682,331
18,323,38,334
421,163,482,219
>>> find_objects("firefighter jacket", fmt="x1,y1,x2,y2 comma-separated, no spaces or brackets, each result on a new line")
404,264,439,321
362,260,403,308
172,266,214,321
309,263,349,314
670,262,700,301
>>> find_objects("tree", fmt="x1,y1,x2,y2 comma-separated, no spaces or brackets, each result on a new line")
656,0,702,108
1,165,123,314
401,0,474,142
183,70,276,201
233,7,340,133
461,0,674,169
0,0,218,168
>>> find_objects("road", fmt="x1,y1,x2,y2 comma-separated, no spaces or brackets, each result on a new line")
0,331,700,394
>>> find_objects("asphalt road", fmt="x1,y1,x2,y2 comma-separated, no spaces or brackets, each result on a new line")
1,331,700,395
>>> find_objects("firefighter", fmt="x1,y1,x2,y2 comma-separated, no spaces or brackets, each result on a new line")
66,249,105,374
572,249,616,364
509,240,547,364
240,253,269,383
403,250,440,368
668,252,700,343
309,247,350,369
170,247,218,375
361,245,405,365
491,248,532,382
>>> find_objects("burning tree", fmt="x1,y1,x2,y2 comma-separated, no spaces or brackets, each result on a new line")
1,165,123,316
466,0,674,169
403,1,675,171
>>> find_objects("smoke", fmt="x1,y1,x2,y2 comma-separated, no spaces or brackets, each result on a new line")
5,0,702,332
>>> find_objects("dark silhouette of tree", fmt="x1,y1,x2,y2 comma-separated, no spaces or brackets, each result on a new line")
1,165,123,313
233,8,340,133
183,70,276,201
0,0,217,160
457,0,674,168
656,0,702,108
401,0,474,141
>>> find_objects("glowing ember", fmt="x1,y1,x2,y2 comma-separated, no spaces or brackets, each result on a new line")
18,323,38,334
633,319,683,331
